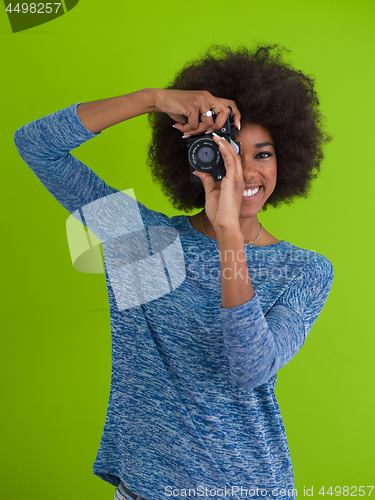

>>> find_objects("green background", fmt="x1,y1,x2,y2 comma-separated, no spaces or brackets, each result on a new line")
1,0,374,499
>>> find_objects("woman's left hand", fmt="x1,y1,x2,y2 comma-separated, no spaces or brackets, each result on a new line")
193,133,245,235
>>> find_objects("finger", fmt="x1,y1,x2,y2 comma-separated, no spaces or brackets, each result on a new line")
185,91,215,131
173,112,209,135
218,99,242,131
208,101,240,132
209,106,232,131
183,99,230,135
212,133,242,178
185,105,219,134
192,169,217,192
172,121,208,135
173,98,239,135
212,132,237,158
169,113,187,124
175,120,215,137
185,111,200,131
172,122,186,133
199,110,215,130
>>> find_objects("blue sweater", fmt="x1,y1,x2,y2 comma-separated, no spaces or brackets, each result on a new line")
14,104,334,500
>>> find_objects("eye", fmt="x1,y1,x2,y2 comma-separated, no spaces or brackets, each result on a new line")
255,152,273,159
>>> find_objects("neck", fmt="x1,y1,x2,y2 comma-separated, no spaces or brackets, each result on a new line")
201,210,261,244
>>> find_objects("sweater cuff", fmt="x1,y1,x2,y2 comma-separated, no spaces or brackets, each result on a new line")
68,102,101,141
220,293,265,328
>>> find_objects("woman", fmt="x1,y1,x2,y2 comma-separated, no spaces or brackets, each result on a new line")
14,45,333,500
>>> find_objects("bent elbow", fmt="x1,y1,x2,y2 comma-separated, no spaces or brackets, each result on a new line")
228,359,277,390
14,127,23,149
14,126,30,158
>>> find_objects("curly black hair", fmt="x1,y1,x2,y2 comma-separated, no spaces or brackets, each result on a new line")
147,44,331,212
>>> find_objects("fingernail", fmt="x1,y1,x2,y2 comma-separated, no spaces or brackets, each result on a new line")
192,170,198,175
237,123,241,131
172,124,177,129
212,132,225,142
205,130,214,135
182,134,191,139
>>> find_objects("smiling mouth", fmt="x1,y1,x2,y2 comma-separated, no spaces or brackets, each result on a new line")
243,186,261,198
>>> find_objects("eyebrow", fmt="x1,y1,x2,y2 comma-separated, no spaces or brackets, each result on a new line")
254,142,275,148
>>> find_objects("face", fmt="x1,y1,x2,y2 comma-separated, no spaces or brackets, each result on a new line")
216,122,277,218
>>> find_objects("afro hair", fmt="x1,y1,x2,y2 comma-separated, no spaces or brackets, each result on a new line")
147,44,331,212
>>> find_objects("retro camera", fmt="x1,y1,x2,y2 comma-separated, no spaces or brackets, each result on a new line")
186,108,241,184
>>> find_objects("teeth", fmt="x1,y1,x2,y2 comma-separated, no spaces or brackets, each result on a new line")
243,187,260,197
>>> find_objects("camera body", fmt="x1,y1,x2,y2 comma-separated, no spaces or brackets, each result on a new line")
186,109,241,184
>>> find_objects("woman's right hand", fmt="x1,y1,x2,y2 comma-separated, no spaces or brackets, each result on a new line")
152,88,241,135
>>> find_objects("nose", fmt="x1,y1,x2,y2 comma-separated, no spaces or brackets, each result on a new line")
241,157,258,181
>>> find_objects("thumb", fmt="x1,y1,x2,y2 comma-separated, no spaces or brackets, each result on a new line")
192,170,216,193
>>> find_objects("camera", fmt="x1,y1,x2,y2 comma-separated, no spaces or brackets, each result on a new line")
186,108,241,184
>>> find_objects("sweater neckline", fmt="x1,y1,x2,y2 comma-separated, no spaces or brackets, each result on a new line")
183,215,287,249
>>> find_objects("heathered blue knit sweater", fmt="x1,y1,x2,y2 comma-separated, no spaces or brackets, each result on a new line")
14,104,333,500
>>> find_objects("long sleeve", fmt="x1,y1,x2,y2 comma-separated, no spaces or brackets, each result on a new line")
220,255,334,389
14,103,118,214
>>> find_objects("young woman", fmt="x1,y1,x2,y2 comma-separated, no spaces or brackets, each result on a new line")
14,45,334,500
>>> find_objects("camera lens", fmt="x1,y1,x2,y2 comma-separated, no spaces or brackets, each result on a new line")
196,146,215,164
188,138,221,172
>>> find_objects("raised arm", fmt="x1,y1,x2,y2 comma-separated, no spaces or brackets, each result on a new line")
14,89,240,214
76,88,241,134
75,89,158,134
